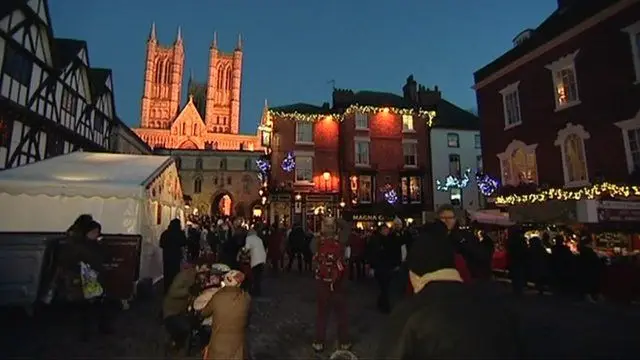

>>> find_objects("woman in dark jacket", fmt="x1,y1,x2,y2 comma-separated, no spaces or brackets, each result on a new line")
58,220,112,340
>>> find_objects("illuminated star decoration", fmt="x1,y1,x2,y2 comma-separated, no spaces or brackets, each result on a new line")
476,172,500,196
281,151,295,172
256,158,270,182
436,168,472,192
381,184,398,204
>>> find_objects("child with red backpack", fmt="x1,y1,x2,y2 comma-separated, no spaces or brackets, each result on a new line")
312,218,350,353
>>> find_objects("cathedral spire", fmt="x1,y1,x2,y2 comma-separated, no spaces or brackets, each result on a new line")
236,33,243,50
148,22,157,42
211,31,218,49
175,26,182,44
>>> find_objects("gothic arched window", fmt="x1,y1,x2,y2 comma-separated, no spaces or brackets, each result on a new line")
163,61,171,84
193,123,198,135
181,123,186,135
217,66,224,88
225,67,232,90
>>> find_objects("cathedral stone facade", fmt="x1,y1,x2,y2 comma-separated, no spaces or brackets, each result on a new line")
133,25,261,151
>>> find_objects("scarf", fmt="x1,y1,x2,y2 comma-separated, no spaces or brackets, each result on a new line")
409,268,462,293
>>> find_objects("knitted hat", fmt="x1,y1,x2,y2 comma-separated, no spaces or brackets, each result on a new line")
223,270,245,287
406,234,456,276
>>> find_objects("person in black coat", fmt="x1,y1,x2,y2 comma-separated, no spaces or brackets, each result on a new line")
160,219,187,294
376,234,523,359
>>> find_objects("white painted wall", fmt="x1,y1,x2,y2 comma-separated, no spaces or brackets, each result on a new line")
430,128,483,211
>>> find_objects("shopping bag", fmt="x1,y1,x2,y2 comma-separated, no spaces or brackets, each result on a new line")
80,262,104,299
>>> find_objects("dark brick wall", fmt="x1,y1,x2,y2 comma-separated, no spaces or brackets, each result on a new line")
476,4,640,186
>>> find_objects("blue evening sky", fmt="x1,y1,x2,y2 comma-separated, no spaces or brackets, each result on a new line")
48,0,557,134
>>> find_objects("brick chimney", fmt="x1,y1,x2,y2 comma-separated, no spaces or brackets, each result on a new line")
403,75,418,103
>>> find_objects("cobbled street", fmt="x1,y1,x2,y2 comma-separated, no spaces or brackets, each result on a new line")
2,272,640,359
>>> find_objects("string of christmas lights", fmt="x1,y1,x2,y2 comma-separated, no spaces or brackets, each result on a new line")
495,183,640,205
436,168,472,191
268,104,437,127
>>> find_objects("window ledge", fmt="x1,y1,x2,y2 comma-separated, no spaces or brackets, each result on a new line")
355,163,371,168
294,181,315,186
554,100,581,112
403,165,418,169
564,180,590,188
402,129,416,134
355,127,370,131
504,122,522,131
295,141,314,146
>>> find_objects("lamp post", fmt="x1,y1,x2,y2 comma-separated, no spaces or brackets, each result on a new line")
322,171,330,192
338,200,346,218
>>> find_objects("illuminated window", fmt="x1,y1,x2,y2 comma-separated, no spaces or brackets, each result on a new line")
497,140,538,186
622,21,640,83
401,176,421,204
402,115,414,132
295,122,313,143
355,140,370,166
358,175,373,203
295,156,313,182
355,112,368,130
499,82,521,129
554,123,590,187
403,142,417,167
450,188,462,206
447,133,459,148
546,50,580,110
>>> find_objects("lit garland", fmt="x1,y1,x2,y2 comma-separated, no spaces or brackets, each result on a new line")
281,151,295,172
495,183,640,206
476,172,500,196
268,104,437,127
436,168,472,191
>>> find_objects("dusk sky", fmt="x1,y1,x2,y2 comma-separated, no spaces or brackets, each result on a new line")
48,0,557,134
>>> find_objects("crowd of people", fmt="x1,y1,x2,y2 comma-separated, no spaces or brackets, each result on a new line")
42,204,629,359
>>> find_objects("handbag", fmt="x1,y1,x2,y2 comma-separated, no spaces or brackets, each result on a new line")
80,262,104,299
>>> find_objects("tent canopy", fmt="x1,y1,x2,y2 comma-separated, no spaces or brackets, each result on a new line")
0,152,174,199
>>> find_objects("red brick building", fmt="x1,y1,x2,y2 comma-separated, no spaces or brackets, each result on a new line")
260,76,440,229
473,0,640,212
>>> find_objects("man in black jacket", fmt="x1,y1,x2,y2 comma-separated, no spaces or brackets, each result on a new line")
376,234,523,359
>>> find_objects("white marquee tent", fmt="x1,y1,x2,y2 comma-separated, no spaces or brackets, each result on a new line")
0,152,184,282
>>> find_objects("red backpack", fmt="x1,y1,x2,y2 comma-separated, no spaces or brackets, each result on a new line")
314,237,346,290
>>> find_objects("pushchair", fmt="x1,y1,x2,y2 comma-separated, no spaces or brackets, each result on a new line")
185,263,231,356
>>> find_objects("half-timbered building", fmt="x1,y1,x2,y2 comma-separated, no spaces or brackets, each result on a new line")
0,0,117,170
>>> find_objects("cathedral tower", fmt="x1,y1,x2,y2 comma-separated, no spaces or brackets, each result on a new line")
140,24,185,129
204,33,243,134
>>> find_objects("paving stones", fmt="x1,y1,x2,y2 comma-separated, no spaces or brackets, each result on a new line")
1,272,639,359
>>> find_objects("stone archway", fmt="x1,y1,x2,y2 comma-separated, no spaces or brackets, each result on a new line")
179,140,199,150
211,191,234,217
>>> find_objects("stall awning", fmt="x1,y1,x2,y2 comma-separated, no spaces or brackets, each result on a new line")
0,152,174,199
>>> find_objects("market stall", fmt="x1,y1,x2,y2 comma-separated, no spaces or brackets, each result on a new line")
0,152,184,307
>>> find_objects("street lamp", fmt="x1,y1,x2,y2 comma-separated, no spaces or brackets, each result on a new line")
322,171,330,192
